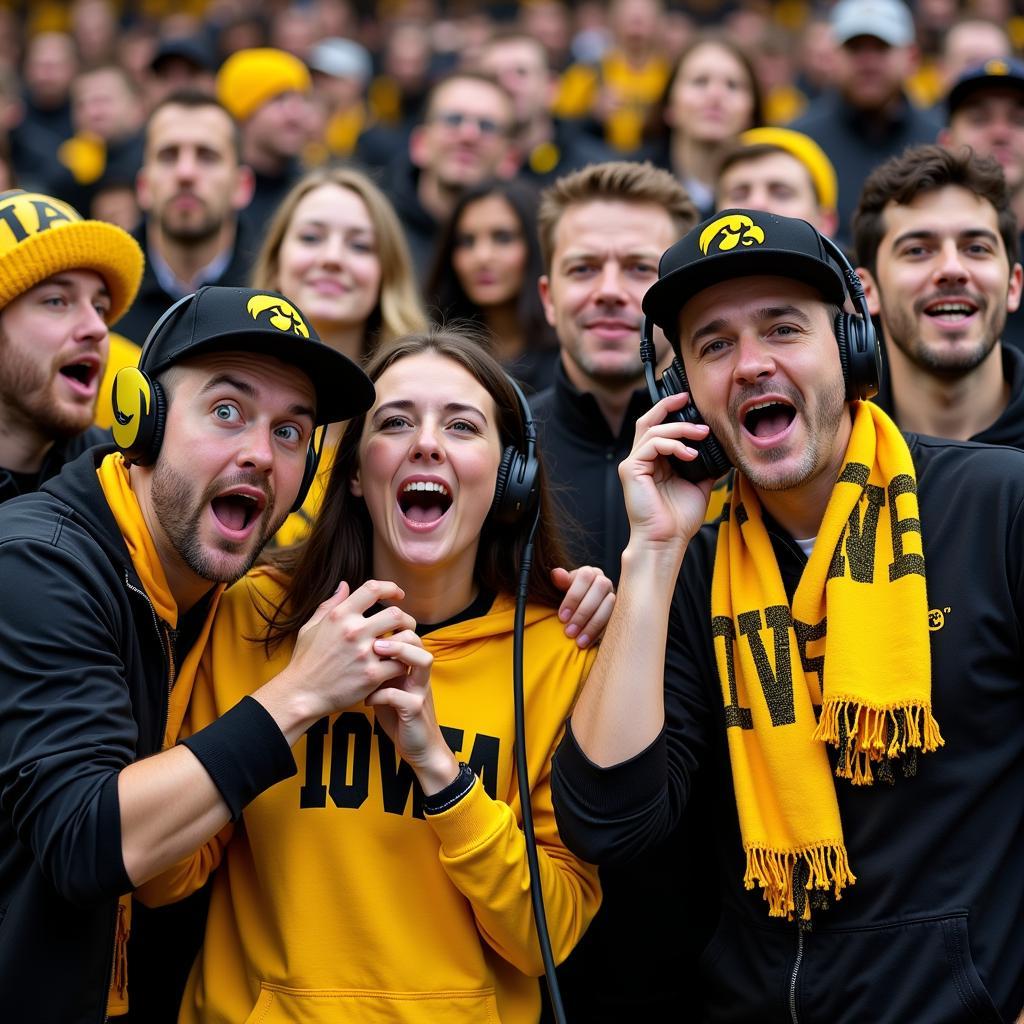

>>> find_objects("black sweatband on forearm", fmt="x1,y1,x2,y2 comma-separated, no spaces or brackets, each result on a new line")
180,695,297,820
423,761,476,815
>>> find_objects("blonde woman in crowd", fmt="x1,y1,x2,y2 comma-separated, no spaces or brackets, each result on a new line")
251,166,427,543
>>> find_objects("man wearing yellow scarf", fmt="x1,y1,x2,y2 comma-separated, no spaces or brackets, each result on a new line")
0,285,385,1024
553,210,1024,1023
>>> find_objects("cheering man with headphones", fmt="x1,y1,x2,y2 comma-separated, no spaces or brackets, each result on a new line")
0,284,437,1024
552,210,1024,1023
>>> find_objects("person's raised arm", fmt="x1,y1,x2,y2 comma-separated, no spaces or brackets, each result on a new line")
118,580,416,886
569,393,714,766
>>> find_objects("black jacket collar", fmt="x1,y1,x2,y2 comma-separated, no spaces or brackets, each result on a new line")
546,358,652,446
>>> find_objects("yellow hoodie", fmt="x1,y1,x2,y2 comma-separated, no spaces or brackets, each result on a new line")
139,569,601,1024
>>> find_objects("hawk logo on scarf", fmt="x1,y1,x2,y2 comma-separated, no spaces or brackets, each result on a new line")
699,213,766,255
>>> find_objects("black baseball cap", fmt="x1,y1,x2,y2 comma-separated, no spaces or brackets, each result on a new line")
149,36,217,75
642,209,846,349
140,285,375,424
946,57,1024,117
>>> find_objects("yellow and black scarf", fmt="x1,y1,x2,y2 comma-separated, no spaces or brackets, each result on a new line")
711,402,943,922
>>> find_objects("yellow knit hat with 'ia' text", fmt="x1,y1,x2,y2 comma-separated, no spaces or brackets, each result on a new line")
0,190,143,325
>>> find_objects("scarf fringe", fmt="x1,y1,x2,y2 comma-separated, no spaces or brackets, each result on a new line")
744,842,856,921
112,898,129,998
814,700,944,785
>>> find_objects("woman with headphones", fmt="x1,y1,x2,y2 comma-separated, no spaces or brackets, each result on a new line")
138,327,606,1024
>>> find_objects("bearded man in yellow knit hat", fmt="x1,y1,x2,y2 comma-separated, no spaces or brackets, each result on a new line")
552,208,1024,1023
0,188,142,506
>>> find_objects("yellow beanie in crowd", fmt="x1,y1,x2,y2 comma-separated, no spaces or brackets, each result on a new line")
739,127,838,214
216,47,312,122
0,190,143,325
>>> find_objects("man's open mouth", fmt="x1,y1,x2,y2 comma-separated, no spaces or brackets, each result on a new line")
397,480,452,526
742,399,797,438
210,488,267,533
923,299,979,322
58,359,99,390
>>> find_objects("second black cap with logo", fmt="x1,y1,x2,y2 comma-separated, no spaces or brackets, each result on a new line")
140,285,375,424
642,210,847,347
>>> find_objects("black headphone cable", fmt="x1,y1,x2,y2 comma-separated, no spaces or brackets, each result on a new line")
512,504,568,1024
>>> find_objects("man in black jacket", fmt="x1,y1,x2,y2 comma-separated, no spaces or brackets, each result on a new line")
0,285,410,1024
553,209,1024,1023
789,0,941,247
530,161,708,1023
533,161,696,583
854,145,1024,446
116,90,257,348
0,188,143,506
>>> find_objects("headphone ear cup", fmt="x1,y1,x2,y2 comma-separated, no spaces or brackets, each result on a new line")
489,445,520,525
111,367,165,466
650,358,732,482
834,311,880,401
290,441,321,514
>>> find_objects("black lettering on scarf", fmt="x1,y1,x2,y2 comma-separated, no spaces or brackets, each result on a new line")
828,464,885,583
794,616,827,688
888,474,925,581
738,606,796,727
298,713,500,815
714,615,752,729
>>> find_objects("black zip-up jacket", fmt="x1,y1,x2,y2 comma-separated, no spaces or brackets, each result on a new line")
532,360,652,584
553,434,1024,1023
874,342,1024,449
0,448,296,1024
0,425,108,506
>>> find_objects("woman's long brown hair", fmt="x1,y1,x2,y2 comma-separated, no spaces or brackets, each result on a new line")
261,327,571,651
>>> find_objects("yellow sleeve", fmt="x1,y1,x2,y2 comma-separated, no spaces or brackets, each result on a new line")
426,642,601,975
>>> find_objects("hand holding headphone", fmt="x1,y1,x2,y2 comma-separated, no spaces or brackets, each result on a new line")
640,232,880,484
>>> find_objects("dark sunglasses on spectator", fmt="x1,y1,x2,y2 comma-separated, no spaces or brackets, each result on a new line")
431,111,508,136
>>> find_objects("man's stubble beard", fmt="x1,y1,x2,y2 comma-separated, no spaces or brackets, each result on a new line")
0,331,95,440
704,376,848,493
879,282,1007,379
149,460,285,584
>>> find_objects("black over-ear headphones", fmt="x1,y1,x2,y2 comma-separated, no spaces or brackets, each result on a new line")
489,374,540,525
110,294,322,514
641,231,880,483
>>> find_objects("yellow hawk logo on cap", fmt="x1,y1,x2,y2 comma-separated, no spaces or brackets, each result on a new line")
246,294,310,337
985,59,1010,76
699,214,766,255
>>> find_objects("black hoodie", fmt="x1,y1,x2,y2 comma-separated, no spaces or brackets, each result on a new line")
874,343,1024,449
553,433,1024,1023
0,448,294,1023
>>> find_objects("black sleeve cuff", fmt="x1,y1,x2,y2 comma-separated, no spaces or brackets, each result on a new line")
423,762,476,815
554,718,668,816
180,696,296,820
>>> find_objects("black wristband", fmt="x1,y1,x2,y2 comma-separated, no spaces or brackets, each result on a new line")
423,762,476,815
181,695,296,820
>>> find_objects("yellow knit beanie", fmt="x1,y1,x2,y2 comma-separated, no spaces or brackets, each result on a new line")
0,190,143,325
739,127,838,214
216,48,312,122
